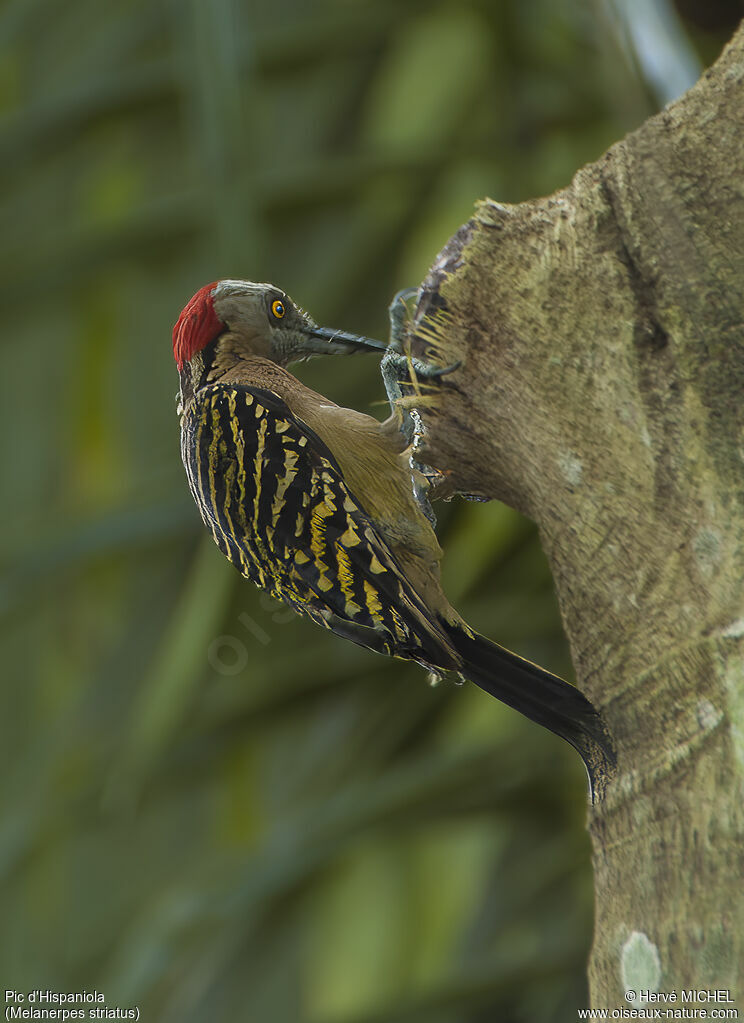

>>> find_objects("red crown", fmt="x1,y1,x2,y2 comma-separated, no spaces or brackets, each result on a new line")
172,282,222,370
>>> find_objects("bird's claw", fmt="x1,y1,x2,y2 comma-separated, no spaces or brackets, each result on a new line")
381,350,461,385
422,359,462,380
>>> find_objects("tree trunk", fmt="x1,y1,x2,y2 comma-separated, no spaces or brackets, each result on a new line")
406,24,744,1007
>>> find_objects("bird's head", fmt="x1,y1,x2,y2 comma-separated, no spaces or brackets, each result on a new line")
173,280,384,404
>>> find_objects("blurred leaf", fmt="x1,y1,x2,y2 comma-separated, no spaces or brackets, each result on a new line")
105,537,236,804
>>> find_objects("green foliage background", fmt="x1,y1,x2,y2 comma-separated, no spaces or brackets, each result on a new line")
0,1,726,1020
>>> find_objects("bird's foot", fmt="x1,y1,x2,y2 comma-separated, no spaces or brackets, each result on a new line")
388,287,419,351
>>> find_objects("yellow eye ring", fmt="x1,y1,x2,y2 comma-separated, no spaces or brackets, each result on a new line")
271,298,286,320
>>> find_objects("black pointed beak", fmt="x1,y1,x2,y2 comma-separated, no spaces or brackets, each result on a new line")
303,324,387,354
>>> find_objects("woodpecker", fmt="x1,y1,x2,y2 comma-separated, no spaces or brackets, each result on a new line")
173,280,616,799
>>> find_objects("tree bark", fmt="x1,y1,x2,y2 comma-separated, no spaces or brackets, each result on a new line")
407,25,744,1007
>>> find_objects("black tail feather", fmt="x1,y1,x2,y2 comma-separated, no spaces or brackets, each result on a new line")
443,623,616,802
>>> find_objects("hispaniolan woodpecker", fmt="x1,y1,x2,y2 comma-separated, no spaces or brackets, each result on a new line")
173,280,615,799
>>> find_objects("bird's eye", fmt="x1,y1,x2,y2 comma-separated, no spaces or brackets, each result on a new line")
271,298,286,320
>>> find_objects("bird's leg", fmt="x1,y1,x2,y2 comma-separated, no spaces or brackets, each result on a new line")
380,289,448,527
382,288,452,428
385,294,485,508
382,288,461,406
387,287,418,352
381,288,417,433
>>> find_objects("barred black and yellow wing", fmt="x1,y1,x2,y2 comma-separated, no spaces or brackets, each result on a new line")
181,383,457,670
